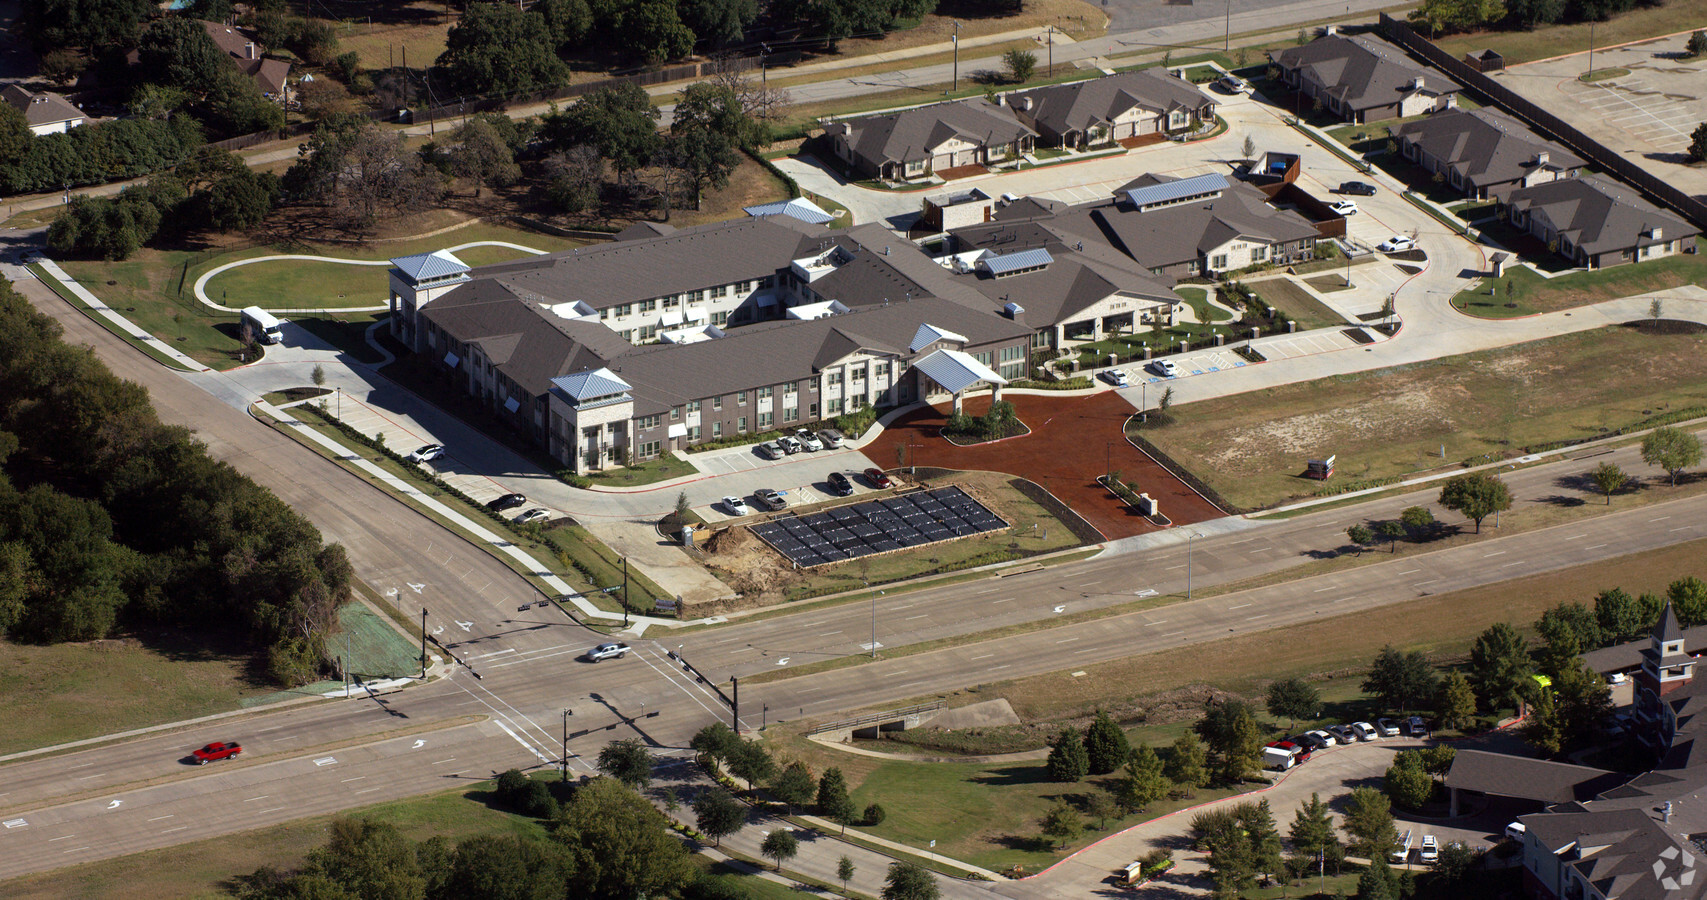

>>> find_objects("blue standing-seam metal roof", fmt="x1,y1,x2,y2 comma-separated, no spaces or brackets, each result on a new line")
908,323,970,353
390,249,471,282
911,348,1006,395
981,247,1054,275
744,197,835,225
551,367,633,403
1123,172,1229,209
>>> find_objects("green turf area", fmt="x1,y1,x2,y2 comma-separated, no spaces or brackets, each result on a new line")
1432,5,1704,65
1178,286,1233,323
1452,253,1707,319
578,452,699,487
1140,326,1707,509
1249,277,1346,331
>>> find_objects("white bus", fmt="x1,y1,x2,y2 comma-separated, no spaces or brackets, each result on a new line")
240,306,283,345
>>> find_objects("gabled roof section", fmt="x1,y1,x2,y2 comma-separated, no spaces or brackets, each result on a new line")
1017,68,1213,136
392,249,471,282
911,348,1006,395
1393,107,1584,190
836,97,1036,167
981,247,1053,276
552,367,633,403
1507,174,1698,256
1273,33,1460,112
1,84,82,127
1446,749,1627,804
745,197,835,225
909,323,969,352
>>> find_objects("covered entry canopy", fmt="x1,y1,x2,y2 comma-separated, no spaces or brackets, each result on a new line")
912,348,1007,415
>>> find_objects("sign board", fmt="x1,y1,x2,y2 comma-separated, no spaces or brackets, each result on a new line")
653,598,677,612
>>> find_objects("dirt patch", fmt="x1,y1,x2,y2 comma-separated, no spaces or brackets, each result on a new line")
1628,319,1707,336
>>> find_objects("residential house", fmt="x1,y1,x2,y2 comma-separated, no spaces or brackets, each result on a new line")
1394,108,1583,199
1011,67,1216,149
1271,30,1460,123
1,84,84,135
1503,174,1698,269
822,97,1036,181
200,21,291,98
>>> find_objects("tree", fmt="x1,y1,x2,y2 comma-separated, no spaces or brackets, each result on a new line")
1438,471,1511,533
770,761,815,814
837,856,856,893
543,145,605,214
537,0,594,51
1689,30,1707,59
1196,699,1263,784
1554,659,1614,751
438,832,568,900
1264,677,1319,731
1003,49,1037,83
726,737,775,790
1241,801,1283,887
1436,670,1476,730
1407,0,1503,32
1045,726,1089,782
437,1,568,94
1641,426,1702,486
445,117,520,197
555,777,693,899
594,0,695,64
658,128,740,211
681,0,761,47
1363,645,1438,714
1083,710,1131,774
1191,806,1258,898
1536,602,1601,676
1341,786,1399,860
196,169,280,234
1400,505,1436,539
1158,386,1175,414
817,767,855,827
1594,587,1643,644
596,737,655,788
691,722,740,765
1521,685,1563,756
881,861,940,900
1165,732,1209,794
1288,793,1342,875
1470,622,1531,712
299,817,425,900
1242,134,1256,160
1376,519,1406,553
673,81,766,149
1584,461,1628,505
864,803,886,826
1507,0,1565,27
1432,840,1480,884
1084,789,1119,830
761,829,798,871
20,0,152,51
1672,577,1707,628
1384,753,1434,810
1346,523,1375,554
692,787,745,846
1689,122,1707,165
1114,743,1168,813
546,84,663,181
1040,799,1083,849
1357,858,1401,900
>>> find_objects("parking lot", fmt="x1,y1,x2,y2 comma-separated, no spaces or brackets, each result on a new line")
691,444,881,524
1492,32,1707,199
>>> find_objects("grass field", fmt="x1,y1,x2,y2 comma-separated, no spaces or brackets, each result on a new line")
1141,326,1707,509
579,452,698,487
1432,5,1707,65
1249,277,1347,331
1453,253,1707,319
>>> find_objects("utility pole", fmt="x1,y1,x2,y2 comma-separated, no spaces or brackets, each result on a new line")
1587,22,1596,77
419,608,428,675
561,709,570,781
1224,0,1231,52
951,22,961,93
760,45,771,121
621,557,630,627
1047,25,1055,78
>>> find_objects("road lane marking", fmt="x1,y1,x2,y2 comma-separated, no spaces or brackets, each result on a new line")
1228,603,1252,610
1074,648,1099,654
882,670,910,677
1313,587,1334,593
259,807,288,813
467,648,517,660
1586,544,1608,550
992,598,1013,603
1483,551,1506,557
819,630,842,636
48,835,74,842
62,846,92,853
1057,637,1079,643
905,614,929,620
1565,534,1587,540
1413,580,1439,586
889,604,915,610
340,777,365,783
314,757,338,767
432,758,457,765
896,680,931,689
1145,620,1169,626
976,588,999,594
1396,569,1420,575
147,815,174,822
1160,631,1185,637
732,647,758,653
68,763,93,770
76,774,104,780
969,654,995,660
160,826,188,834
1502,561,1526,568
1247,614,1270,621
1080,581,1102,587
1672,526,1695,532
1651,516,1672,522
1165,564,1187,570
243,796,269,802
989,665,1011,670
1246,547,1273,553
355,788,383,795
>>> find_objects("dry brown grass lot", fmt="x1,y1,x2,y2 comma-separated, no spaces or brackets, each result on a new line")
1432,5,1707,66
1249,277,1349,331
1143,326,1707,510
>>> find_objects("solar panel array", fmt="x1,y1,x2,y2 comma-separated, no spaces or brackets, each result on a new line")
749,487,1007,568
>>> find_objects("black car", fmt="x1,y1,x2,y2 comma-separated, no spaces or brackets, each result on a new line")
826,471,855,497
486,493,527,511
1294,732,1330,751
1338,180,1378,196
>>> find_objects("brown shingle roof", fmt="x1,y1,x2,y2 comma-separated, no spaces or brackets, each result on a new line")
1017,68,1213,138
1,84,82,128
836,98,1035,168
1507,174,1698,257
1394,107,1583,193
1273,34,1459,113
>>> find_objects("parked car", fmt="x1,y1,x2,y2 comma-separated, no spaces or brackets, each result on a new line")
1150,359,1179,377
758,441,786,460
1378,235,1417,253
818,428,845,449
1218,73,1251,93
1351,721,1379,741
192,741,243,764
486,493,527,511
1392,830,1413,864
777,435,803,455
1102,368,1130,387
1338,180,1378,196
753,488,788,511
722,495,751,516
1375,718,1400,737
1408,716,1428,736
585,642,630,662
1419,835,1439,863
795,429,824,451
864,468,894,489
1505,822,1527,843
515,507,551,524
1294,733,1329,751
1327,724,1357,744
1329,199,1359,216
1305,729,1337,747
827,471,855,496
407,443,445,463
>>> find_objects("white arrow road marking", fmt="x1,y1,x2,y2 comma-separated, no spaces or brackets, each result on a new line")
432,626,444,635
106,800,121,810
3,819,26,829
776,657,790,666
456,621,473,632
385,588,399,597
314,757,338,767
408,583,426,593
412,740,426,749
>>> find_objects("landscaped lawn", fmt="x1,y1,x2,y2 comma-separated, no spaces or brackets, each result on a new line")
1248,277,1346,331
1453,252,1707,319
579,452,699,487
1140,325,1707,509
1177,286,1233,323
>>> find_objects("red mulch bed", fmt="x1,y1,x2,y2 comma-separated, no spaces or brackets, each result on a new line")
867,392,1222,541
936,164,990,180
1118,133,1168,150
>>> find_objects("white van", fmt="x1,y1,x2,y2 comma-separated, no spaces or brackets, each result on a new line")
1392,830,1412,864
240,306,283,345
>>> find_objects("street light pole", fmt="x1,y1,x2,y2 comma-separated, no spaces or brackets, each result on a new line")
869,582,877,659
1224,0,1231,52
1587,22,1596,77
951,23,960,93
622,557,630,628
561,708,570,781
1186,531,1205,598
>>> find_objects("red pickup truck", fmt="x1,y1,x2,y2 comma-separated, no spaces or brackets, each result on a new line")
192,741,243,764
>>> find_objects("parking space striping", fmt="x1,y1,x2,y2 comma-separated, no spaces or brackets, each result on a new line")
1575,80,1694,147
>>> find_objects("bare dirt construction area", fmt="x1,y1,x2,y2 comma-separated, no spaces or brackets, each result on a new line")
868,392,1223,540
1142,325,1707,510
1489,31,1707,201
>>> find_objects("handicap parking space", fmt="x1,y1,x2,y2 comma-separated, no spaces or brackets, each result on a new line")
1132,347,1253,384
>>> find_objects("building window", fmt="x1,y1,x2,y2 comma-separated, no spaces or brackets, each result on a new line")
1211,253,1229,269
784,406,799,422
784,382,797,396
712,311,729,325
809,402,818,419
619,330,634,341
688,425,701,441
635,414,661,430
827,398,843,415
848,395,866,411
711,285,728,298
827,372,843,386
640,299,657,312
687,400,700,413
638,324,658,341
638,440,661,460
759,411,773,427
688,290,704,303
758,386,773,399
712,422,722,438
663,296,679,308
875,362,890,378
713,396,723,411
671,406,681,420
737,416,747,433
1250,246,1267,263
851,368,865,381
